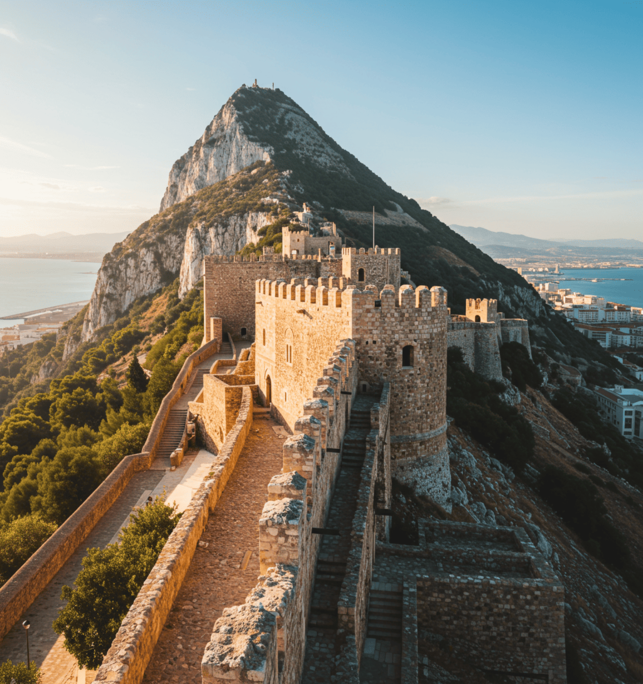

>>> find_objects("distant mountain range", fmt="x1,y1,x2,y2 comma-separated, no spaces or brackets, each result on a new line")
0,231,131,255
450,225,643,256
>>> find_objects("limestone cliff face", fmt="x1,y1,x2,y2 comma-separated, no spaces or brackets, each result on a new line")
178,210,273,296
160,95,272,212
80,230,187,345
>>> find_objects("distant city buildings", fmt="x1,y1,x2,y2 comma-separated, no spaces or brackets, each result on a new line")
593,385,643,439
532,282,643,350
0,322,62,355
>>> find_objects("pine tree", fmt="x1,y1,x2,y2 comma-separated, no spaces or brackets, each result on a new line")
127,356,148,394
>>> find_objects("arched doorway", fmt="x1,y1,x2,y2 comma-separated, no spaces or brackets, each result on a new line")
475,315,481,322
265,375,272,407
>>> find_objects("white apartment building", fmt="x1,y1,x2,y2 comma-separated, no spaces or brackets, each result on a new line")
593,386,643,439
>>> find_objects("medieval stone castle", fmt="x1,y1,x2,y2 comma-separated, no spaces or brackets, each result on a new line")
3,220,562,684
181,225,564,683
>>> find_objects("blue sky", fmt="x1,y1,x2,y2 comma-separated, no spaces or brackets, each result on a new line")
0,0,641,239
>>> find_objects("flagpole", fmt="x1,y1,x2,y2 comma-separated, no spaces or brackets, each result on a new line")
372,206,375,249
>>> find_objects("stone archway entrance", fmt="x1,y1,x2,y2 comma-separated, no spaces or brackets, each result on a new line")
265,375,272,407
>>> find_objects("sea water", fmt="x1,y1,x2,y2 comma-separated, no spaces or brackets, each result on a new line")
556,267,643,308
0,257,100,327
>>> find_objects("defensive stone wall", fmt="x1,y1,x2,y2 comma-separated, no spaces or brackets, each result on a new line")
501,318,532,356
447,318,503,381
95,387,255,684
282,224,342,257
337,384,391,662
202,341,359,684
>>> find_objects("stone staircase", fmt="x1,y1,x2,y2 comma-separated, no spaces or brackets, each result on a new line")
301,394,377,683
366,584,403,642
152,340,233,468
154,408,189,468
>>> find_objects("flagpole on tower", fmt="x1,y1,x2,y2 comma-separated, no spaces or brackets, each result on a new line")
372,206,375,249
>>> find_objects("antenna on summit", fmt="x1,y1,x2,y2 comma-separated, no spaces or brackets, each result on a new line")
372,206,375,249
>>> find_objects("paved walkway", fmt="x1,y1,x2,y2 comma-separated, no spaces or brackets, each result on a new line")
141,415,285,683
0,345,235,683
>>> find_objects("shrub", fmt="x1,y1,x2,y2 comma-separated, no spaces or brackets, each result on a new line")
0,661,41,684
538,465,643,598
0,515,57,584
500,341,542,391
53,497,179,669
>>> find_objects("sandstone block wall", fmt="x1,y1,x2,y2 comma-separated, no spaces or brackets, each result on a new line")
501,318,532,357
254,278,353,431
95,387,254,684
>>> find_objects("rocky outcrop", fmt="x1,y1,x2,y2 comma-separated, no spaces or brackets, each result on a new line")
178,210,273,296
160,95,272,212
81,233,185,344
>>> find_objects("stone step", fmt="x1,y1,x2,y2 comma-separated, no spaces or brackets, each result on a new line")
367,628,401,641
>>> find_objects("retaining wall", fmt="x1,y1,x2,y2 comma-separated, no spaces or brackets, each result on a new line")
95,387,254,684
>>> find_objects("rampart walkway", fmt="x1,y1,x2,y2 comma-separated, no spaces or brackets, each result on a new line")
0,348,234,684
141,413,285,683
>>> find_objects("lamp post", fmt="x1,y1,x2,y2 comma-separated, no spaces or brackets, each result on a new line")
22,620,30,667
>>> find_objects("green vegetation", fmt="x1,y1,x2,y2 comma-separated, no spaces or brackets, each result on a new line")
0,279,204,586
0,514,57,583
238,212,296,257
446,347,535,473
538,465,643,598
0,661,41,684
54,497,179,669
500,341,542,392
551,388,643,488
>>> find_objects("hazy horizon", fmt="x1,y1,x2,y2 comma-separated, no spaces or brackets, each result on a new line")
1,0,641,240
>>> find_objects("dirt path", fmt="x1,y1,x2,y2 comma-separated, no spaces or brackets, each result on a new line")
142,416,285,683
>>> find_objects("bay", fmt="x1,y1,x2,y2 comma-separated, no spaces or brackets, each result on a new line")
0,257,100,327
557,267,643,308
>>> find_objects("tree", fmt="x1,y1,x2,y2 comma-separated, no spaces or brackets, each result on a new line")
53,497,179,669
144,357,178,418
127,356,148,394
32,447,103,525
49,388,104,431
0,514,57,584
95,423,149,472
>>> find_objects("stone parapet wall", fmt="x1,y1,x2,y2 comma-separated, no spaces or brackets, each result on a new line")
95,387,254,684
0,451,150,642
500,318,532,356
447,318,503,381
373,521,566,684
201,343,359,684
341,246,401,292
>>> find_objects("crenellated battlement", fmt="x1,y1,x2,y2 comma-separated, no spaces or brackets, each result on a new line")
341,247,401,256
255,279,448,314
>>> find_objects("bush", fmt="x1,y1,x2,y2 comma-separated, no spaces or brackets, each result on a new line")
53,497,179,669
0,661,41,684
500,341,542,391
0,515,57,584
95,423,150,472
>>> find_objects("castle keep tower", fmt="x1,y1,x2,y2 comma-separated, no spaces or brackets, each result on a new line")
347,284,450,503
341,246,401,293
